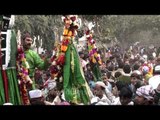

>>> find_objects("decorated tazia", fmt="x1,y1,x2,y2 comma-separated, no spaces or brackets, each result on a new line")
16,31,32,105
85,22,102,81
49,15,80,86
50,15,91,104
0,15,21,105
62,15,91,104
85,23,102,65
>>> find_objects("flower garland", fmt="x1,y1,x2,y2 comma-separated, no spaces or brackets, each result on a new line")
16,44,32,105
61,15,79,52
49,15,80,88
49,44,63,83
85,26,102,65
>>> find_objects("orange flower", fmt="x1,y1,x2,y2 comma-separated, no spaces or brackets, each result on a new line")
98,60,102,65
63,29,68,36
94,53,98,57
61,45,68,52
68,31,72,37
92,57,96,63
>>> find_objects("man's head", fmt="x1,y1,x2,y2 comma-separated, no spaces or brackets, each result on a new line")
29,89,45,105
153,65,160,75
156,57,160,64
47,87,58,102
123,64,131,74
134,85,155,105
94,81,106,98
130,70,142,85
119,86,133,105
79,51,85,59
21,32,33,50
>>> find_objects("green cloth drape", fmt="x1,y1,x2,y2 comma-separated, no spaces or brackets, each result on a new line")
92,63,102,81
0,30,21,105
7,68,21,105
0,72,5,105
63,44,90,105
0,68,22,105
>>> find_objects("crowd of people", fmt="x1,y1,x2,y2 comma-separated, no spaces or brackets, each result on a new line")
12,39,160,105
1,15,160,106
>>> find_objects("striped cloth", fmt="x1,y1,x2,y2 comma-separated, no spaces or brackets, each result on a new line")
136,85,155,100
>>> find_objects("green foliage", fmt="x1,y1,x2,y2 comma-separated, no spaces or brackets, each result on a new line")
14,15,160,51
14,15,63,52
81,15,160,47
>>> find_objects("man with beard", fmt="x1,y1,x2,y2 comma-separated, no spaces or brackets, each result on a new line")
91,81,111,105
21,32,50,90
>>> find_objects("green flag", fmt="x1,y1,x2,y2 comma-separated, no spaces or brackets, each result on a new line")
63,44,90,105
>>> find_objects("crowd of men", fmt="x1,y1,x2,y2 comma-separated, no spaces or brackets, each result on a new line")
8,42,160,105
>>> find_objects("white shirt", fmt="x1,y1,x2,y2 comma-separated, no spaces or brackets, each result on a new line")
91,94,111,105
149,75,160,89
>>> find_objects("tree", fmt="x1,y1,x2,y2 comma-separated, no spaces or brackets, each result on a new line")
14,15,63,52
14,15,160,51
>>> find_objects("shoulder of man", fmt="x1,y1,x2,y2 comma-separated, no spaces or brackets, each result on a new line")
28,49,40,56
